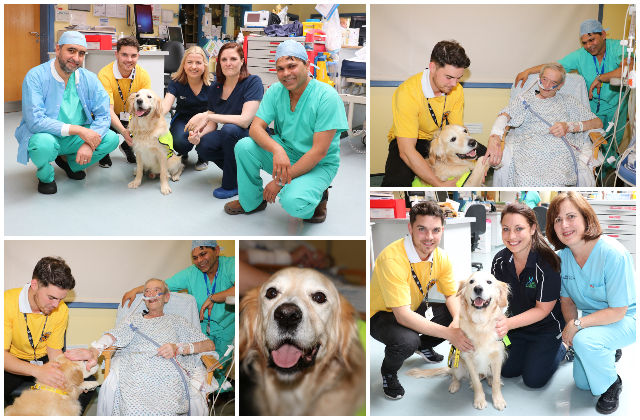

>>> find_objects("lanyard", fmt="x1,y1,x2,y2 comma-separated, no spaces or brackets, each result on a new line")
592,52,605,112
23,313,48,361
116,67,136,107
426,95,449,129
409,263,436,310
203,270,218,333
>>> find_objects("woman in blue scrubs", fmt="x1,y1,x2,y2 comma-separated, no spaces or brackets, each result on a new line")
547,192,636,415
162,46,212,171
187,43,263,199
492,203,567,388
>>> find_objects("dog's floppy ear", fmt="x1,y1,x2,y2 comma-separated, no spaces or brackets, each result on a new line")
152,93,163,120
334,295,364,373
125,92,137,114
239,287,261,362
428,130,446,165
496,279,510,310
456,275,470,299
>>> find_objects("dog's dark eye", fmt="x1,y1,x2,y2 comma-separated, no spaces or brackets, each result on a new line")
464,129,468,133
265,287,278,299
487,280,492,284
469,279,474,284
450,137,456,142
147,95,152,99
312,292,326,304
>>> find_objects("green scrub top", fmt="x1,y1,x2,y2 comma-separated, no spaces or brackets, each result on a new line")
164,256,235,349
519,191,541,209
59,72,86,127
256,79,348,169
558,38,629,119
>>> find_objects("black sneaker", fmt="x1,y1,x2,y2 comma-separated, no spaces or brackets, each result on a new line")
98,154,112,168
596,375,622,415
564,346,575,362
615,349,622,362
54,156,86,180
119,142,136,164
415,347,444,363
381,369,404,399
37,180,57,194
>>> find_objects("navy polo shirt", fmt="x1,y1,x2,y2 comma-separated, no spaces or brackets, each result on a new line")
208,74,263,122
491,248,565,335
167,79,209,120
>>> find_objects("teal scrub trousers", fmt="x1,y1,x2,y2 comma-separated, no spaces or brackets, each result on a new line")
235,136,337,220
27,128,119,183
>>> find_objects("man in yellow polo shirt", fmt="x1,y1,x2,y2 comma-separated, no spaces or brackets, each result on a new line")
370,201,474,399
4,256,94,413
97,36,151,168
381,40,502,187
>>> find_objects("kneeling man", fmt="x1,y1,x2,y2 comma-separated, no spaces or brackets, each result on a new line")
224,40,347,223
15,31,118,194
370,201,473,399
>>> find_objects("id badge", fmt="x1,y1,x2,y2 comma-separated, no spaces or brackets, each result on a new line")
120,112,130,121
206,323,210,335
425,306,434,321
30,360,44,366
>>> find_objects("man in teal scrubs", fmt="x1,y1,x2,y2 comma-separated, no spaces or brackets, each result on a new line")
516,19,635,179
518,191,541,209
224,40,348,223
122,240,235,388
15,31,118,194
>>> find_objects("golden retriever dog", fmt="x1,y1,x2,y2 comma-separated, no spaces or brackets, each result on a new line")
239,268,365,416
126,89,184,195
418,124,490,187
5,354,99,416
405,271,510,411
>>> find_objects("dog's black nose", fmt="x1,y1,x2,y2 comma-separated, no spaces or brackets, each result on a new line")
473,285,483,296
468,139,477,147
274,303,302,331
136,98,143,104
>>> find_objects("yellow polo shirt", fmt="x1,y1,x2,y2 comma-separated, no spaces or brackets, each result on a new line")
387,70,464,142
370,236,456,318
97,61,151,115
4,286,68,360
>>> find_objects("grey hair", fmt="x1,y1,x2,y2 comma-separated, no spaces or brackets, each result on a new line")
539,61,566,85
144,278,170,296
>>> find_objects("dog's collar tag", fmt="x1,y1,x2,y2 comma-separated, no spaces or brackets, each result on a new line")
447,345,460,368
502,334,511,347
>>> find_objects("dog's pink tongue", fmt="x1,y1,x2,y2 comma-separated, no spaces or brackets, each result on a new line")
272,344,303,368
467,150,477,157
136,109,146,117
474,297,484,307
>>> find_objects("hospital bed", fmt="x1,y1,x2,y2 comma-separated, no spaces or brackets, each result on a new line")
336,47,366,149
96,293,229,416
493,73,608,187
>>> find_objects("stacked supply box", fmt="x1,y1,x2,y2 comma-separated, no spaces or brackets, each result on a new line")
588,199,636,263
370,199,406,219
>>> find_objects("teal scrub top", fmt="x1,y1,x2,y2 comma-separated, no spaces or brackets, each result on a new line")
165,256,236,345
256,79,348,169
559,236,636,317
519,191,541,209
59,72,86,127
558,38,629,118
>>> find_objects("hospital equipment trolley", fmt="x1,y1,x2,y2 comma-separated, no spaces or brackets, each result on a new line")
245,36,305,91
588,199,636,264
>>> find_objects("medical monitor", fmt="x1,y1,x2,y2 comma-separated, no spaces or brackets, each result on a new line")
168,26,183,43
134,4,154,35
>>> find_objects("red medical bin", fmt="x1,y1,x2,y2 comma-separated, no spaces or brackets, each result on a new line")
85,34,112,50
370,199,406,218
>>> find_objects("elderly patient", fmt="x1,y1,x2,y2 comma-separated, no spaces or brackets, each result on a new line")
490,62,603,187
66,279,214,415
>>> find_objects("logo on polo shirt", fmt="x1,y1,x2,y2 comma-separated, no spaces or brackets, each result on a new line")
180,96,186,100
525,277,536,289
589,285,596,294
40,332,52,342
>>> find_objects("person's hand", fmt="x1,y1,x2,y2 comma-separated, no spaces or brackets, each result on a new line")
199,298,214,322
185,113,208,133
188,131,201,146
272,148,292,186
290,245,314,266
549,122,569,137
75,143,94,166
263,179,283,204
482,135,504,166
448,327,474,352
122,289,138,308
156,343,178,359
495,315,510,338
34,361,66,389
65,348,100,371
589,76,603,100
122,128,133,146
515,70,530,88
78,127,101,151
562,320,579,347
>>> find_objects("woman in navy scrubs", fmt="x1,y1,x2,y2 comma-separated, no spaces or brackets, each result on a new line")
162,46,212,171
491,203,567,388
187,43,263,199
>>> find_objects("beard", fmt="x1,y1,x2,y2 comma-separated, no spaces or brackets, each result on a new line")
33,293,52,315
57,55,79,74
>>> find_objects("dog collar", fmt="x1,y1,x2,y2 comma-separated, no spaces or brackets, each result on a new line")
31,384,68,395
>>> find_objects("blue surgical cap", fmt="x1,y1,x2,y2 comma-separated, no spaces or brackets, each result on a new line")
580,19,610,37
58,31,87,48
275,40,307,63
191,240,224,251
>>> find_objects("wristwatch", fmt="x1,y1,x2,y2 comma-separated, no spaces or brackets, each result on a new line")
574,318,582,331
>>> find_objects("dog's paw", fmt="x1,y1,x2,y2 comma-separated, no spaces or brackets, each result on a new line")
79,380,100,391
170,173,180,181
493,395,507,411
161,185,172,195
448,379,461,394
486,375,492,386
128,180,141,189
473,397,488,410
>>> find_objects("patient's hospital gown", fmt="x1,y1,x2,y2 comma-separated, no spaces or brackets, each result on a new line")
107,313,208,416
501,91,597,186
